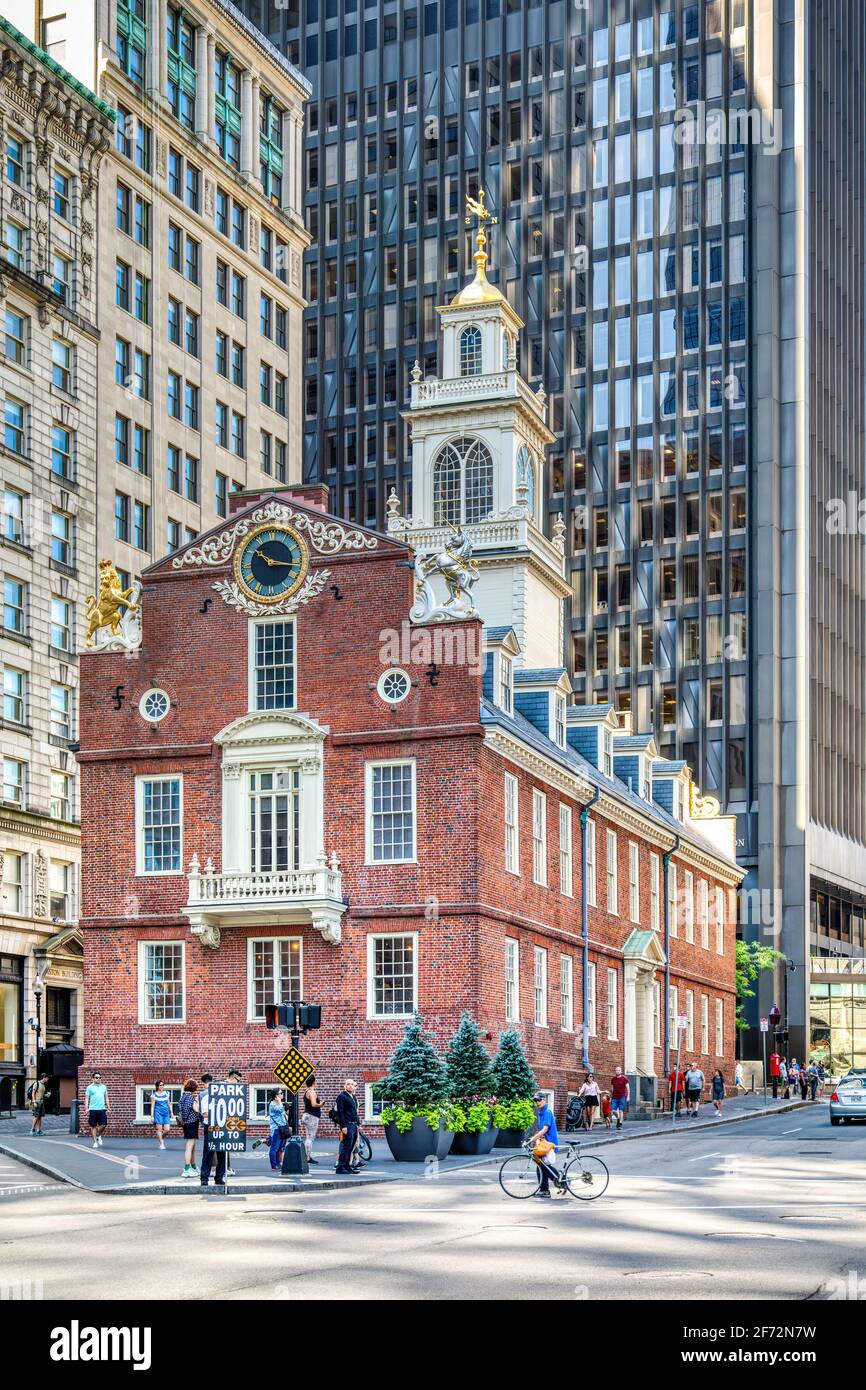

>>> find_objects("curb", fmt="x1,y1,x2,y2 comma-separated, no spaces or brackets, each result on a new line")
0,1140,87,1189
538,1100,812,1153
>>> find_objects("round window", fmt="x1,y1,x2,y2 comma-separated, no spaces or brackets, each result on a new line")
139,688,171,723
377,668,412,705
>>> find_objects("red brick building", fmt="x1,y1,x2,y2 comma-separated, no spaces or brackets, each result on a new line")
78,481,742,1135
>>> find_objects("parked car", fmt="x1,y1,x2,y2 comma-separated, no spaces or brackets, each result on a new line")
829,1075,866,1125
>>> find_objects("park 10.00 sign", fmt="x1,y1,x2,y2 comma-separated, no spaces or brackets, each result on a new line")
208,1081,247,1152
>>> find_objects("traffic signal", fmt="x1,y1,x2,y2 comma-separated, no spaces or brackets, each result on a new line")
265,1002,297,1029
298,1003,322,1029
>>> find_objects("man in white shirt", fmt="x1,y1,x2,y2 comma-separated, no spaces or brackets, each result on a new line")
197,1073,227,1187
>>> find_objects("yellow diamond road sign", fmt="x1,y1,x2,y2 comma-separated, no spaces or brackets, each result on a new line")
273,1046,314,1092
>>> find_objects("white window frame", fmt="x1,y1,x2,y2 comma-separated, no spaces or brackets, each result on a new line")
715,885,725,954
498,652,513,712
653,979,661,1046
684,870,695,942
533,945,548,1027
606,829,618,914
560,954,574,1032
504,772,520,875
629,841,640,922
137,940,186,1024
559,803,573,896
669,984,679,1040
700,992,709,1055
715,997,724,1055
135,774,183,876
366,931,418,1020
650,852,660,932
134,1083,183,1123
1,848,23,914
586,818,597,906
248,616,296,712
699,878,709,948
532,789,547,886
668,862,678,937
686,989,695,1050
505,937,520,1022
365,759,417,865
249,1084,281,1123
588,960,597,1035
363,1081,388,1124
247,934,303,1023
554,694,566,747
607,965,618,1039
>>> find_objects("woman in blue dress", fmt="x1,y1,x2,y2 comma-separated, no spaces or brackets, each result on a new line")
150,1080,173,1150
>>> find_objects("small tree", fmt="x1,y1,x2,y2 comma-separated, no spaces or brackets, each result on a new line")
376,1013,448,1110
736,940,784,1030
445,1012,494,1103
491,1028,536,1101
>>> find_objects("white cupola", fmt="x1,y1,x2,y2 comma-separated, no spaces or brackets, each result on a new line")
394,191,569,670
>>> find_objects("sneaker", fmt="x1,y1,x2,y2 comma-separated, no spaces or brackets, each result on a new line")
97,1137,104,1146
531,1190,552,1199
307,1157,319,1165
159,1142,166,1150
92,1140,98,1148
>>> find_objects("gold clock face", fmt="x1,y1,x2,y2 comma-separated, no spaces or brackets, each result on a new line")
233,524,309,604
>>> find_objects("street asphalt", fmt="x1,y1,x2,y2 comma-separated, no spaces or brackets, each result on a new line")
0,1098,862,1300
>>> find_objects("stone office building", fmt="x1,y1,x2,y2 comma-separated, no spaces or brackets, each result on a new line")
0,17,113,1105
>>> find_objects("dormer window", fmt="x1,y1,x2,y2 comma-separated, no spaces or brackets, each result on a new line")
433,436,494,524
554,695,566,747
499,654,513,713
459,324,483,376
602,727,614,777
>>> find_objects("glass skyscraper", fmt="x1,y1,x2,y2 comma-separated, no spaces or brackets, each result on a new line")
239,0,866,1066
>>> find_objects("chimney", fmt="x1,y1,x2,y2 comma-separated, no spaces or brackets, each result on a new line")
227,483,331,516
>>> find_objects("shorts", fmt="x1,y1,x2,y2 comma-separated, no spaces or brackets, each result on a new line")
182,1121,200,1140
31,1102,45,1118
686,1088,701,1103
583,1096,598,1109
88,1109,107,1127
610,1096,628,1112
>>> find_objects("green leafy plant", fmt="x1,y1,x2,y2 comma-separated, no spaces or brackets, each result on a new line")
465,1100,493,1133
380,1105,447,1133
736,940,784,1030
491,1029,536,1102
493,1098,535,1132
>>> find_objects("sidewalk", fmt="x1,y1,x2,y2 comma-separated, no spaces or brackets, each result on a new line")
561,1091,812,1149
0,1128,515,1194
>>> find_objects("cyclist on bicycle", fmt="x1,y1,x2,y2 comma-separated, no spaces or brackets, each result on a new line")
530,1090,560,1199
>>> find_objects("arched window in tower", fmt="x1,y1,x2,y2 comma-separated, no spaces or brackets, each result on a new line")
433,436,494,525
459,324,483,376
515,446,536,520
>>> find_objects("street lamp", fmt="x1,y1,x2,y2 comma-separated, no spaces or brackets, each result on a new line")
32,974,44,1081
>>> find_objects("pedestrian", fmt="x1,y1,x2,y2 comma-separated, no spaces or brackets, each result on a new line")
196,1073,227,1188
268,1088,289,1171
734,1060,747,1095
668,1065,686,1114
808,1061,819,1101
334,1078,360,1174
530,1090,561,1200
578,1072,601,1130
224,1069,244,1177
788,1057,800,1099
711,1069,725,1117
816,1061,826,1097
684,1061,705,1117
799,1066,809,1102
779,1059,788,1097
610,1065,630,1129
301,1074,321,1165
179,1078,200,1178
600,1090,613,1129
27,1074,51,1135
84,1071,110,1148
150,1079,173,1150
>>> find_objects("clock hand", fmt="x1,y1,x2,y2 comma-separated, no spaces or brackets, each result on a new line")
259,555,295,567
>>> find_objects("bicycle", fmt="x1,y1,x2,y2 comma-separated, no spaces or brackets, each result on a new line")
498,1139,609,1201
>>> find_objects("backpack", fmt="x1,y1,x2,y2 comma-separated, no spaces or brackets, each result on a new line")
26,1082,35,1103
328,1102,340,1126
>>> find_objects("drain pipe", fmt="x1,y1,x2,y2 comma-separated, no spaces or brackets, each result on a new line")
662,835,680,1076
579,786,601,1070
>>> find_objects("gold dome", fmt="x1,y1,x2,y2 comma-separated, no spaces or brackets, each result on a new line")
450,222,504,306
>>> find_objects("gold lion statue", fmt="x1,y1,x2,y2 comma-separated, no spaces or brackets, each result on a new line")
84,560,139,647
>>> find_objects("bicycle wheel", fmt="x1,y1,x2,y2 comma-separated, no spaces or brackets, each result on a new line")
357,1132,372,1163
563,1154,609,1200
498,1153,541,1199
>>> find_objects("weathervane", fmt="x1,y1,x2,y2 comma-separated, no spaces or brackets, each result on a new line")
464,188,498,282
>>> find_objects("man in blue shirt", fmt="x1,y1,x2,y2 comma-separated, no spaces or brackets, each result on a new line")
531,1090,560,1199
